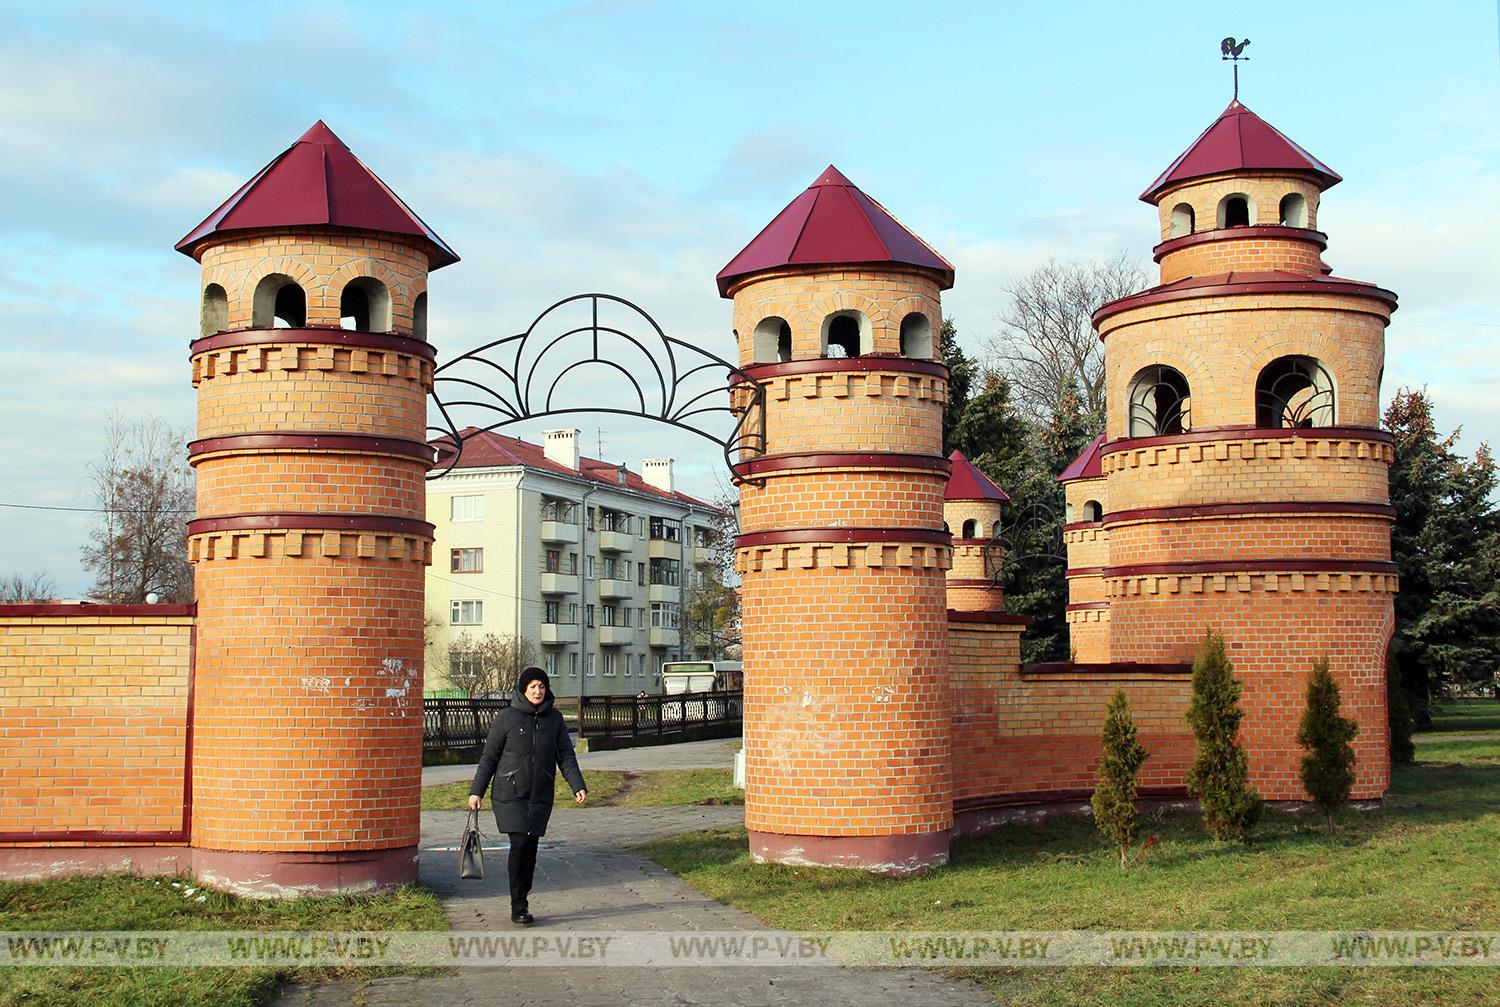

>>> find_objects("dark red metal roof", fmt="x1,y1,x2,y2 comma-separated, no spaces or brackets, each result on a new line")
1058,434,1106,483
945,450,1009,502
431,428,719,510
1140,101,1341,203
1092,270,1397,327
717,165,954,296
176,121,459,269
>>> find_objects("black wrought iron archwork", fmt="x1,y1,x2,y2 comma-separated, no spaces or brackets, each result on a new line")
1256,355,1334,429
427,294,765,479
994,499,1067,581
1128,364,1192,438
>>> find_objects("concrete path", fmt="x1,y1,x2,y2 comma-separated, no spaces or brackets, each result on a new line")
268,801,996,1007
421,737,739,788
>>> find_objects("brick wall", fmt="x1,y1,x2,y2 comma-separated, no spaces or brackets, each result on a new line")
0,606,194,840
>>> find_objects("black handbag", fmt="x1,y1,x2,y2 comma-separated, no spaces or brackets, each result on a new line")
460,809,485,880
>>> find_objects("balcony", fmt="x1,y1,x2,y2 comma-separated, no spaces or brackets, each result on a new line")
541,520,579,545
648,583,678,604
648,539,681,561
691,546,715,567
596,625,634,646
539,622,579,645
598,577,633,599
598,529,633,553
539,573,579,595
648,627,680,648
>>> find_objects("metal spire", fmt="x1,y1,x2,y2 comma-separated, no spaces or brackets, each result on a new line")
1220,37,1251,100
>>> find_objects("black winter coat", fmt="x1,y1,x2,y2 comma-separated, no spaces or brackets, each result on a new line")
470,686,586,836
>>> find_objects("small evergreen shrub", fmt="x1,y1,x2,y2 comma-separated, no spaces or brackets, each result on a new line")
1093,688,1149,868
1298,655,1360,832
1185,630,1262,840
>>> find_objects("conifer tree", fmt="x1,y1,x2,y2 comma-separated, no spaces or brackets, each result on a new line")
1386,649,1415,765
1298,656,1360,833
1093,688,1149,868
1185,630,1262,840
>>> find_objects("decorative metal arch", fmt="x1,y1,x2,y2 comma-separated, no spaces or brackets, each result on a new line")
994,499,1067,581
1256,356,1334,429
427,294,765,479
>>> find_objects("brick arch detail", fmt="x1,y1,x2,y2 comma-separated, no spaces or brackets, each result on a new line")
886,293,942,359
808,290,888,354
328,258,413,331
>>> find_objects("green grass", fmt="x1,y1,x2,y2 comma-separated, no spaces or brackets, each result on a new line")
422,769,740,811
1429,698,1500,734
642,726,1500,1006
0,875,447,1007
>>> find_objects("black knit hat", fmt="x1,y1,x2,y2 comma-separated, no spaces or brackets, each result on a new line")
517,667,550,694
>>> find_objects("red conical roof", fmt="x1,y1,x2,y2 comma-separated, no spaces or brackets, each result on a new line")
717,165,953,296
1058,434,1106,483
176,121,459,269
945,450,1009,502
1140,101,1341,203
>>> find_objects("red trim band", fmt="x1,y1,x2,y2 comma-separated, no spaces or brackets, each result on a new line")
945,578,1002,588
949,538,993,547
187,513,434,537
733,451,949,477
1066,566,1107,577
736,527,950,549
1020,661,1193,677
946,610,1031,626
1101,425,1392,455
1063,520,1104,532
1104,502,1397,526
1152,226,1327,262
190,327,437,361
188,433,435,463
1066,601,1110,611
1094,275,1398,326
736,356,949,382
1106,559,1397,578
0,603,196,618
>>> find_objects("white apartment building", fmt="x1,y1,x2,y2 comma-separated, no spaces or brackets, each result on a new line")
425,427,726,697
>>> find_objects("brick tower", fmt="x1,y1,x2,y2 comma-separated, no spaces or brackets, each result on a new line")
1078,101,1398,800
176,122,457,895
943,450,1008,613
719,167,955,873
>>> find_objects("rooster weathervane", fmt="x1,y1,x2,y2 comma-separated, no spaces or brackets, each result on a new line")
1221,37,1251,100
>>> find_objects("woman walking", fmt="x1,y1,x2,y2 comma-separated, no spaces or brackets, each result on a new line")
469,667,587,926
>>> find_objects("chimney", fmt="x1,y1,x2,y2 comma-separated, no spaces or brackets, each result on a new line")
543,428,579,469
642,458,674,493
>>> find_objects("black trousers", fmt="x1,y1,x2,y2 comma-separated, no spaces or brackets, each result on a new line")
507,833,539,913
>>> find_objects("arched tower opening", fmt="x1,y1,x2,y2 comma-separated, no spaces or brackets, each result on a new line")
900,312,932,359
752,316,792,363
252,274,307,328
822,311,866,358
1256,355,1335,428
1217,193,1253,228
1169,202,1195,237
1127,364,1191,437
201,283,228,338
340,277,391,332
1279,192,1308,228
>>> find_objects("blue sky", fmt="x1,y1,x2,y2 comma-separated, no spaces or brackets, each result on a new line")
2,1,1497,595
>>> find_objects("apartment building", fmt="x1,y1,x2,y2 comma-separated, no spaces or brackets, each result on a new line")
425,427,727,697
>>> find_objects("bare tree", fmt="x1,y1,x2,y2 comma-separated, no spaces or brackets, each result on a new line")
985,253,1150,424
448,632,538,697
681,483,742,660
81,414,194,603
0,571,57,603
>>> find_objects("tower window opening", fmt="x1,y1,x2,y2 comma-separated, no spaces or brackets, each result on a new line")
822,311,864,358
412,292,428,340
752,316,792,364
1170,202,1195,237
252,274,306,328
991,520,1001,538
340,277,391,332
961,519,978,539
1127,364,1191,437
1257,355,1335,428
900,312,932,359
200,283,228,338
1279,193,1307,228
1082,500,1103,522
1218,194,1252,228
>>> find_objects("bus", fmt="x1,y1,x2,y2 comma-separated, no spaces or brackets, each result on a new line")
659,660,742,694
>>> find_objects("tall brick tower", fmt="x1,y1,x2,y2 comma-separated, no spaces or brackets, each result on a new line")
719,167,955,873
1079,101,1398,800
176,122,457,895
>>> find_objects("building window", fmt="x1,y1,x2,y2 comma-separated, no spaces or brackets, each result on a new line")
543,600,561,624
586,556,595,579
601,510,630,533
544,651,557,676
569,653,578,677
449,648,480,685
602,557,622,580
1256,356,1335,428
567,552,578,575
587,507,596,531
568,603,579,624
585,654,595,677
650,602,680,629
1082,500,1103,522
452,495,484,522
638,563,646,586
650,559,680,586
545,549,561,573
649,517,680,542
602,604,619,627
1127,365,1191,438
899,312,932,359
412,291,428,340
541,498,577,524
451,548,483,573
961,519,978,539
585,604,595,628
1170,202,1195,237
602,652,617,677
450,600,483,625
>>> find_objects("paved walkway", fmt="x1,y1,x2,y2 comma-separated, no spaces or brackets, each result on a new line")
421,737,739,788
269,801,995,1007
